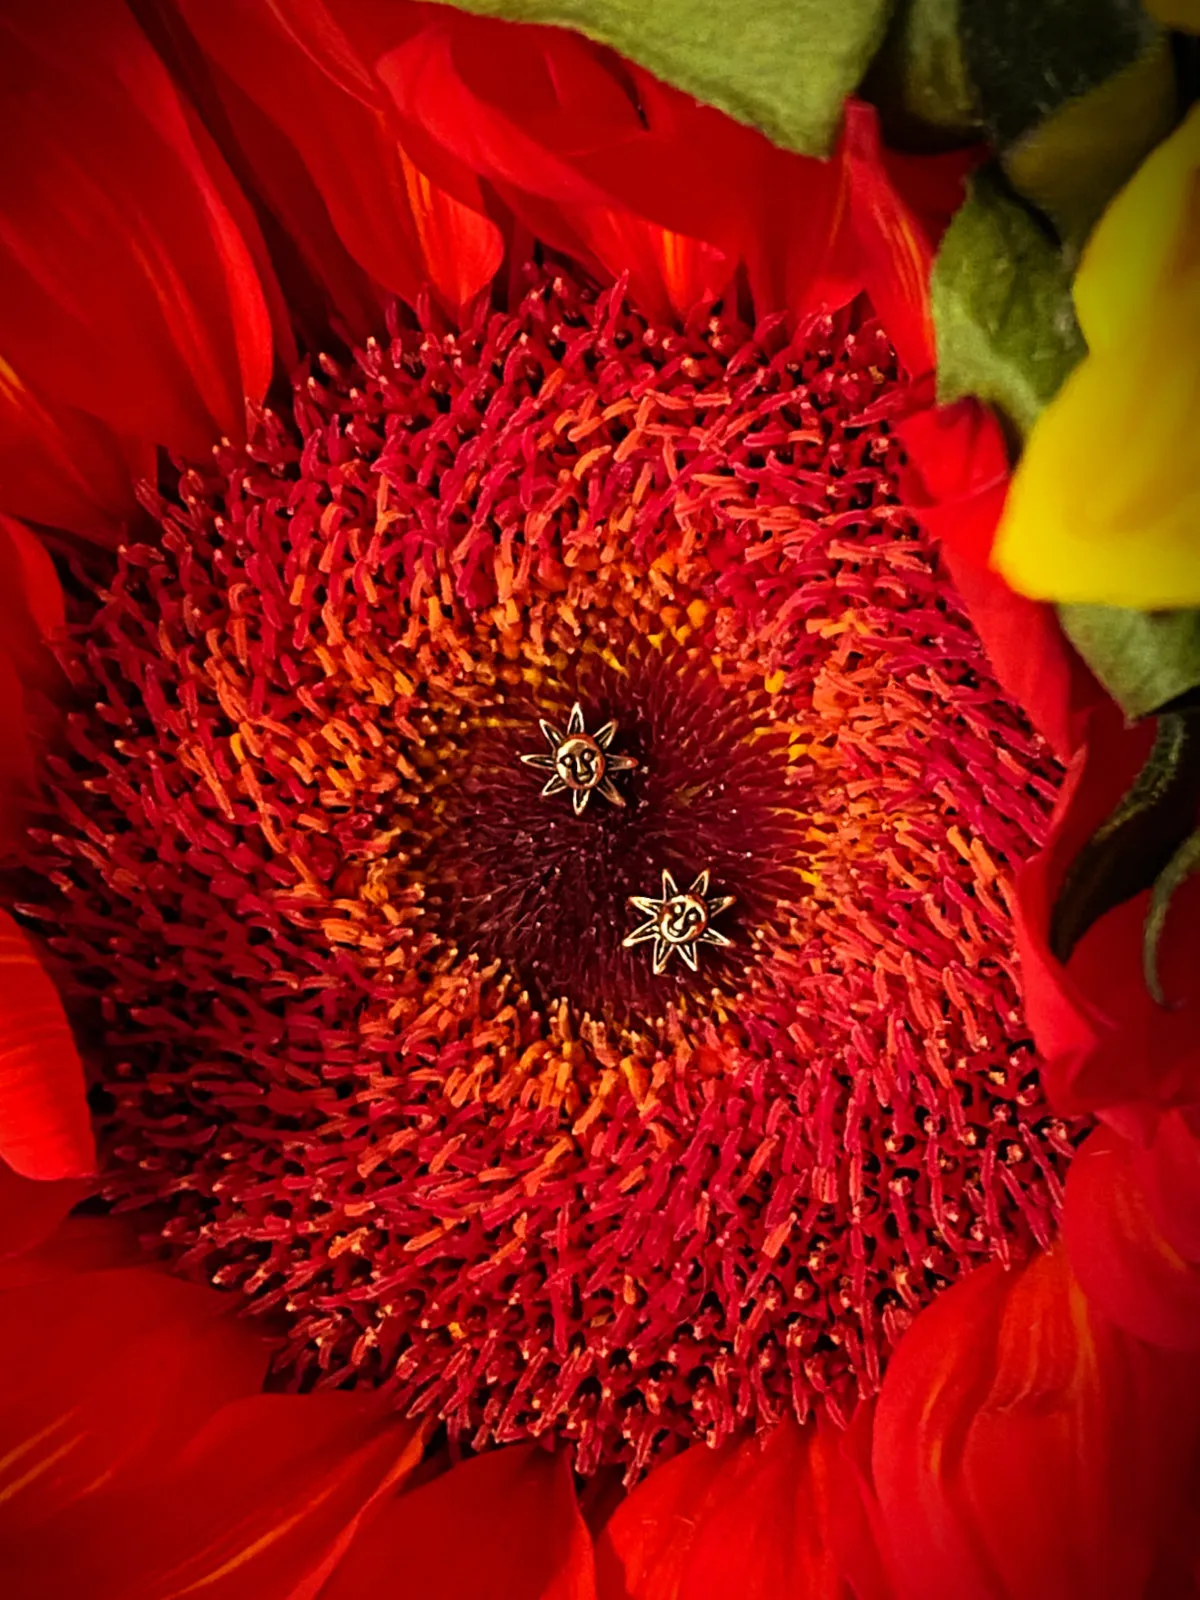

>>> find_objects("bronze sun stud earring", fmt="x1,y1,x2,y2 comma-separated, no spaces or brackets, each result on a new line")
623,868,735,975
520,702,637,815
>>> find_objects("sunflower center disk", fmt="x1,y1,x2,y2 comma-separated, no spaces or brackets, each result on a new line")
23,264,1080,1476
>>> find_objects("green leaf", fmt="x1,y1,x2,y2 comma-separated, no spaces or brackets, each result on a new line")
1050,710,1200,965
930,168,1085,439
1059,605,1200,722
868,1,1169,250
864,0,980,144
959,0,1160,148
1002,34,1176,251
1144,828,1200,1005
429,0,895,155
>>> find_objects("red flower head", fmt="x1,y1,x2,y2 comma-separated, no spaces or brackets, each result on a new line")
23,275,1078,1473
0,1,1196,1597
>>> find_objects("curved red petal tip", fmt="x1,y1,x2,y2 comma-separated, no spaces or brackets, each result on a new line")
0,909,94,1181
873,1245,1200,1600
325,1441,594,1600
596,1420,856,1599
1066,1122,1200,1350
0,0,274,459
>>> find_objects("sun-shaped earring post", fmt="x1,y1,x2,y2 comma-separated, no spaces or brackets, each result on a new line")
520,702,638,815
622,868,735,975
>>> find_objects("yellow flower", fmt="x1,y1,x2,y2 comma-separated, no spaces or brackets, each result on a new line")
995,102,1200,607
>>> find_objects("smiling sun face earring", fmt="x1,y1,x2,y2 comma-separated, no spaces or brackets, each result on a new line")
520,703,638,815
623,869,735,975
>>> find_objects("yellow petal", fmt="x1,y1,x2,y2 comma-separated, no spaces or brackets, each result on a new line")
995,104,1200,608
1075,102,1200,350
996,283,1200,606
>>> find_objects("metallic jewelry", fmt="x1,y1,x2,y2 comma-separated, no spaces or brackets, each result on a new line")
622,868,735,974
520,702,637,815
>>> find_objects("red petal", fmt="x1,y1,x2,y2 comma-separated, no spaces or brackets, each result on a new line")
0,0,273,459
940,541,1101,761
0,909,94,1180
571,209,732,322
395,140,505,314
0,1159,90,1261
324,1442,595,1600
746,103,979,357
884,387,1101,758
0,359,137,542
594,68,768,255
596,1437,736,1599
14,1396,428,1600
1135,1108,1200,1260
873,1247,1200,1600
0,512,68,844
0,1263,269,1537
124,0,385,344
377,18,721,318
1065,1123,1200,1350
0,514,64,646
0,514,68,855
841,102,940,375
1011,746,1113,1094
1015,705,1200,1117
596,1421,851,1599
194,64,386,344
379,21,751,322
175,0,501,317
864,135,980,376
0,1213,146,1292
821,1403,898,1600
880,142,983,259
741,140,851,326
377,20,623,208
0,649,36,860
895,390,1009,563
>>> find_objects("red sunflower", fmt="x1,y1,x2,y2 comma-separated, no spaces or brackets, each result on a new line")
2,2,1198,1597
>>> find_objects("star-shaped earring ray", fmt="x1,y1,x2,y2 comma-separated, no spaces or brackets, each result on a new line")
520,702,637,815
622,868,736,975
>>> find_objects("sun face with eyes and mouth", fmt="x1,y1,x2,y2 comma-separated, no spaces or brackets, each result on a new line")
623,868,735,974
519,702,638,814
